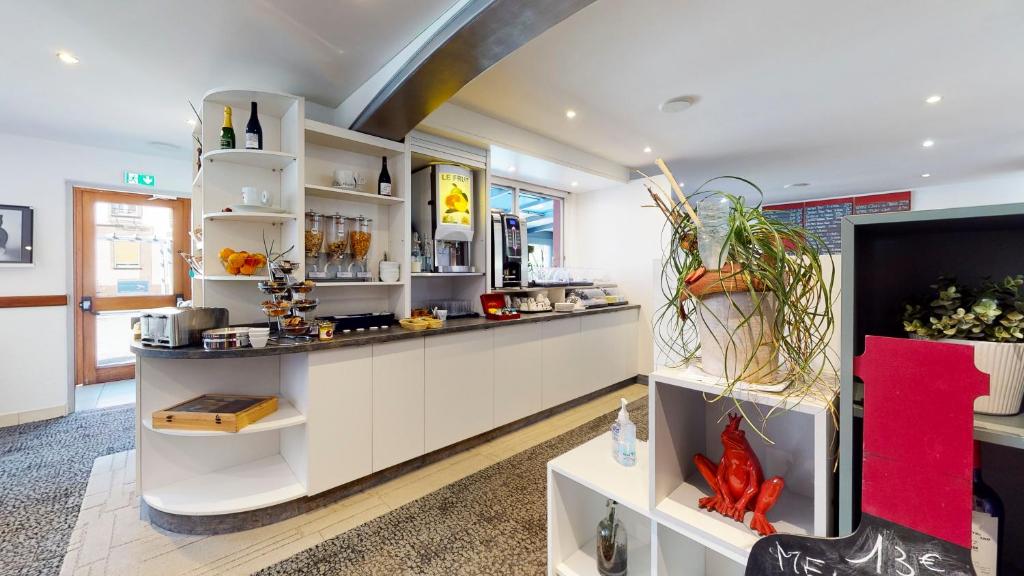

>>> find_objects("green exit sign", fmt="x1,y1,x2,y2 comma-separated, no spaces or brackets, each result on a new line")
124,171,156,188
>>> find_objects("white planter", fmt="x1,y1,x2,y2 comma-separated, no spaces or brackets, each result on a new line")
950,339,1024,415
695,291,779,383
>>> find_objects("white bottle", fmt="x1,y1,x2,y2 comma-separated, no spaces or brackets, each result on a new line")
611,398,637,467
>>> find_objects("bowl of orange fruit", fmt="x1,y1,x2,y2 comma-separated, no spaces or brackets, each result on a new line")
218,248,267,276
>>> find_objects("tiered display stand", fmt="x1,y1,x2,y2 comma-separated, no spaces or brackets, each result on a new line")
548,365,836,575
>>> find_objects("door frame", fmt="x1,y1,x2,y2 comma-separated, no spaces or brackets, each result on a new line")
72,186,191,387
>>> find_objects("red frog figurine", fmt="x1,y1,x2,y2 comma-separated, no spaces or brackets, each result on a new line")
693,413,784,536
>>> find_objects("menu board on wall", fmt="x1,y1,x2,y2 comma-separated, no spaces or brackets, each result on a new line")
764,191,910,253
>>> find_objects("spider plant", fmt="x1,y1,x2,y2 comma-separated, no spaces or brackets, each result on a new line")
645,169,837,441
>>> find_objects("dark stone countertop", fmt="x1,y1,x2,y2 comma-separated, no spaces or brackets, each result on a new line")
131,304,640,360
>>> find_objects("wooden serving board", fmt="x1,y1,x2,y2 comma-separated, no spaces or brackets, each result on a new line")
152,394,278,433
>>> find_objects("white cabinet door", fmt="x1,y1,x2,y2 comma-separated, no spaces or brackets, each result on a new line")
372,339,425,472
493,322,543,427
541,317,582,409
618,308,639,382
306,347,373,495
580,312,619,395
425,330,495,452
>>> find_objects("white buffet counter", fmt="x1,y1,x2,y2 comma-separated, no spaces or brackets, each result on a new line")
132,306,640,533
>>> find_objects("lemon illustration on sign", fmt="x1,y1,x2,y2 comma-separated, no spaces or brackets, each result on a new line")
443,182,470,224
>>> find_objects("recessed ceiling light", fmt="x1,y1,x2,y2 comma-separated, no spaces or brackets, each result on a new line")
186,118,197,127
921,173,931,178
507,165,516,172
565,109,577,119
784,182,810,189
571,181,579,187
922,139,935,148
643,146,652,154
660,95,698,113
925,95,942,104
56,51,79,65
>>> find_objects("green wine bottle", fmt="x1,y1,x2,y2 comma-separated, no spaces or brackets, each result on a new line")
219,106,235,149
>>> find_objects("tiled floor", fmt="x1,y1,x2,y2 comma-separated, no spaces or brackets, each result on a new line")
75,380,136,412
59,383,647,576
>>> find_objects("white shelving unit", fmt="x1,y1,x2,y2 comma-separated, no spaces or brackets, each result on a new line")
548,366,836,575
143,454,306,516
142,398,306,436
302,119,411,320
191,88,304,323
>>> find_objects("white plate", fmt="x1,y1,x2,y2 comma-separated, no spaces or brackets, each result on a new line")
228,204,286,214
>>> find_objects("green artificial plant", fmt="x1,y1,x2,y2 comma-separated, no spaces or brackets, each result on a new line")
902,275,1024,342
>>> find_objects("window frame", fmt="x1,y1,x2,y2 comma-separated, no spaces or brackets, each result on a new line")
489,177,567,267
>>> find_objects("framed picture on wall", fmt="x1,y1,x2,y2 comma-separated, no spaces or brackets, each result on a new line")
0,204,34,266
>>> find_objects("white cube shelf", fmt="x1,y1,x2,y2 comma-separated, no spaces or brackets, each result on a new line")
547,366,836,574
548,433,652,576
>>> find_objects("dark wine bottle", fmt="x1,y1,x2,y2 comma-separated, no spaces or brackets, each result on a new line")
245,101,263,150
219,106,235,149
971,441,1003,576
378,156,392,196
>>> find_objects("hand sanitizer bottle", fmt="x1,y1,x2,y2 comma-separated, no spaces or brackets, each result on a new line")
611,399,637,467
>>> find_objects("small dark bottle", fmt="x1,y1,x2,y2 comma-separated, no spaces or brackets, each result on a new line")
245,101,263,150
378,156,392,196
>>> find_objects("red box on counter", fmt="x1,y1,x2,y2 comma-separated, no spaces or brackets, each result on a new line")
480,293,520,320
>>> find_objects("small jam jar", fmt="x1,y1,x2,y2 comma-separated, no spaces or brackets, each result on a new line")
318,320,335,340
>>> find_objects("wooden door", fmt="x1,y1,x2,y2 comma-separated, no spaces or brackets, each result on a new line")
74,187,190,385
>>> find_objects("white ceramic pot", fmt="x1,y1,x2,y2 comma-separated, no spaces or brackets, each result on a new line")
695,291,779,383
950,339,1024,415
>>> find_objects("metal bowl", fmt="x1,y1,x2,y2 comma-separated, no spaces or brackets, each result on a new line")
292,299,319,312
290,280,316,294
279,322,310,336
202,327,250,350
258,280,291,295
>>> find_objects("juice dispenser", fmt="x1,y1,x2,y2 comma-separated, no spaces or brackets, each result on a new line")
412,164,475,272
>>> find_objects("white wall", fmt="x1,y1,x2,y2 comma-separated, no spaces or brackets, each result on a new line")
572,173,1024,375
0,133,190,421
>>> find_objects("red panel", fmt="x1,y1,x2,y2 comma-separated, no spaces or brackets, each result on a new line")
853,336,988,547
763,202,805,212
853,191,910,208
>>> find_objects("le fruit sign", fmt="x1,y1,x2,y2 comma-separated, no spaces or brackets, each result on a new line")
124,171,156,188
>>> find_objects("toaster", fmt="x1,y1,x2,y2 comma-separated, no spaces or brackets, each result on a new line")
140,307,229,348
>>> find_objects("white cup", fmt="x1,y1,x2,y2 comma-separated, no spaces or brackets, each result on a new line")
242,187,271,206
434,309,448,322
333,169,361,189
250,334,269,348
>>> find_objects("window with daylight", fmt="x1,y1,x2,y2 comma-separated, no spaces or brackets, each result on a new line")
489,183,564,268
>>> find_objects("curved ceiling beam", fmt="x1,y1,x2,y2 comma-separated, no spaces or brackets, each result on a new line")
350,0,596,141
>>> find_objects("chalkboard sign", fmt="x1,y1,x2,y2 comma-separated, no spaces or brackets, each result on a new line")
746,515,974,576
763,191,911,253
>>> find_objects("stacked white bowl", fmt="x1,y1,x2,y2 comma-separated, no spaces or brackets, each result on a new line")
249,326,271,348
379,261,400,283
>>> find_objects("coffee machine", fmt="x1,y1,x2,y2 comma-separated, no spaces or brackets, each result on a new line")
412,164,475,272
491,211,524,288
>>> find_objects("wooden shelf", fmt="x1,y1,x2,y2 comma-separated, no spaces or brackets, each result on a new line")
654,475,813,565
853,404,1024,450
305,184,404,205
650,365,836,414
305,119,406,156
202,149,296,170
142,399,305,436
548,432,650,518
556,539,650,576
198,275,265,281
315,281,404,287
142,455,305,516
205,88,299,117
412,272,485,277
203,211,297,223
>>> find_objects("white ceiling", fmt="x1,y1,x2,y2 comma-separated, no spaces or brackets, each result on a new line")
0,0,457,159
489,145,619,192
452,0,1024,201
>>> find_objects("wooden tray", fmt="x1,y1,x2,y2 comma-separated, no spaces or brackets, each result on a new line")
152,394,278,433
